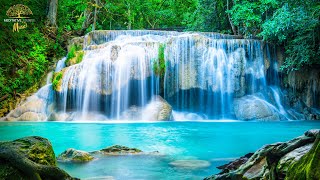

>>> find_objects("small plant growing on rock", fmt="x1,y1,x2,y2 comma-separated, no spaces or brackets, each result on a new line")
153,44,166,76
52,71,63,91
65,45,85,66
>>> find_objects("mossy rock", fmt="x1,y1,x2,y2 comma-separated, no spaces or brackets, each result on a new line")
94,145,142,155
285,134,320,180
57,148,94,163
0,136,77,179
52,69,66,92
65,44,85,67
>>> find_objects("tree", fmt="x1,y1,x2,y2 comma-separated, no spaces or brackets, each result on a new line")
47,0,58,27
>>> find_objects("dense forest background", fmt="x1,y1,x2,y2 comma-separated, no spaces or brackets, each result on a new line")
0,0,319,113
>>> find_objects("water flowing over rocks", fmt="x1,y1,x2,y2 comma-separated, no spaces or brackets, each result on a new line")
2,30,319,121
233,95,281,121
0,136,77,179
2,85,53,121
204,129,320,180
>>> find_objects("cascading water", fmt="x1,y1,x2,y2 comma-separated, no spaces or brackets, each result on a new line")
3,30,290,121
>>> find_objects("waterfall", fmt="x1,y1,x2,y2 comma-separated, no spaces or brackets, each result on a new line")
4,30,291,121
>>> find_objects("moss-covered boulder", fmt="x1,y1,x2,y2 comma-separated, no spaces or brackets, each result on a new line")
205,129,319,180
0,136,77,179
92,145,142,155
57,148,94,163
285,133,320,180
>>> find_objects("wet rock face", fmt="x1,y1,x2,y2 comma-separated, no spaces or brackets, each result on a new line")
0,136,77,180
233,95,281,121
120,96,173,121
57,148,94,162
282,67,320,120
3,97,47,121
205,129,320,180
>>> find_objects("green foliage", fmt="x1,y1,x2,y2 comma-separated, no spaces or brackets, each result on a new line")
260,3,320,72
228,0,279,37
76,51,84,64
65,45,84,66
52,72,63,91
153,44,166,76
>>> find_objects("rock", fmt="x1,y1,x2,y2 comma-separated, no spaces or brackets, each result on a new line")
3,97,47,121
120,96,172,121
68,36,84,52
57,148,94,163
0,136,77,179
285,133,320,180
277,143,313,178
169,160,211,169
233,95,281,121
141,96,173,121
204,129,319,180
48,112,72,121
92,145,143,155
217,153,253,174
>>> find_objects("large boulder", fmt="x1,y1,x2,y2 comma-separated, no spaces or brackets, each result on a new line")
141,96,173,121
285,132,320,180
0,136,77,179
205,129,320,180
57,148,94,163
233,95,281,121
3,97,47,121
120,96,172,121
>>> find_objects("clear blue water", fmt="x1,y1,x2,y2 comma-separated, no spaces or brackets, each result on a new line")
0,121,319,179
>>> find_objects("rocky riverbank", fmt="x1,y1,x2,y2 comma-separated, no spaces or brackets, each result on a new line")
0,136,77,179
205,129,320,180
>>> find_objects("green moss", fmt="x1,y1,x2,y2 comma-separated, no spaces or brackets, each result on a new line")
285,135,320,180
65,44,84,67
153,44,166,76
52,71,63,92
76,51,84,64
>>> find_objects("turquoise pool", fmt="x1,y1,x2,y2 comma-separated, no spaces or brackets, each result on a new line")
0,121,319,179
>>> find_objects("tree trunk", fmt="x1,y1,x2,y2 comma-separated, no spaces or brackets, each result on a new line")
47,0,58,27
81,8,93,34
227,0,237,35
92,0,98,31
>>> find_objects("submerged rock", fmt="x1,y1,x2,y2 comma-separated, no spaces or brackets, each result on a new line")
204,129,320,180
0,136,77,179
57,148,94,163
217,153,253,174
169,160,211,169
233,95,281,121
93,145,143,155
